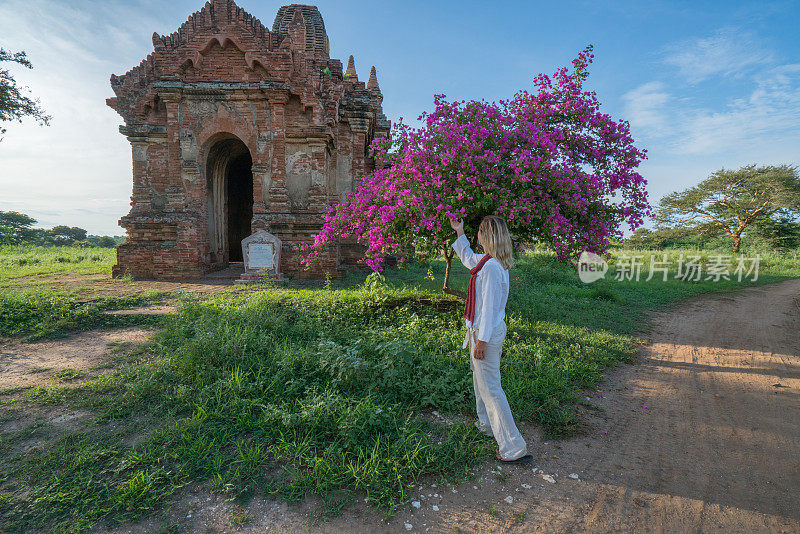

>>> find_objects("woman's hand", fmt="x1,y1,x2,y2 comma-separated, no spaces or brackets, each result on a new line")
473,340,487,360
448,217,465,236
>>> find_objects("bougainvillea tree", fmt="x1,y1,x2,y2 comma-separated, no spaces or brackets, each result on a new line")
302,46,651,291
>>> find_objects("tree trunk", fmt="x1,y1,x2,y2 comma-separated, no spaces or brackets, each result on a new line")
442,246,466,298
443,251,452,291
733,234,741,253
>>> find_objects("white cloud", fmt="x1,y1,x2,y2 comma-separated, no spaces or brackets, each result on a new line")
0,0,161,234
622,81,672,133
625,66,800,226
662,28,773,83
677,63,800,154
625,43,800,158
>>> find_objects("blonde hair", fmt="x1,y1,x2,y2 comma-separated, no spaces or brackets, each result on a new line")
479,216,515,270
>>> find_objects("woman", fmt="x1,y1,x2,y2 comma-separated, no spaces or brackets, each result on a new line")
449,215,532,464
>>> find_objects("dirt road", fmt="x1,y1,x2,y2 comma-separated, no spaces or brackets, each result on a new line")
480,277,800,533
89,279,800,532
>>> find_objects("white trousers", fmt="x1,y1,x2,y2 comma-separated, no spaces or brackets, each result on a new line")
468,321,528,461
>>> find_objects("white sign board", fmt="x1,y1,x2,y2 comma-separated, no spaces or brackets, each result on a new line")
248,243,274,270
240,229,282,277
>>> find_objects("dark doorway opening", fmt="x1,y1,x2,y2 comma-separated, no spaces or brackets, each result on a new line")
206,136,254,268
226,150,253,262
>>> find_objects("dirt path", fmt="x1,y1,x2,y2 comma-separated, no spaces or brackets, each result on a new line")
481,277,800,533
4,273,240,297
4,267,359,298
89,279,800,532
0,328,155,389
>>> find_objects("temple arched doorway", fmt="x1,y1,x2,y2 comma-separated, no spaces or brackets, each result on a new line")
206,136,253,267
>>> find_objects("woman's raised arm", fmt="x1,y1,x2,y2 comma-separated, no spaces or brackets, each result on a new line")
448,217,483,269
452,233,484,269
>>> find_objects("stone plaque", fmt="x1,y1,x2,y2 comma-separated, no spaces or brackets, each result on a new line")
248,243,274,269
241,229,282,278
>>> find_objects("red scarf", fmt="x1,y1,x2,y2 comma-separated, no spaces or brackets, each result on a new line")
463,253,492,324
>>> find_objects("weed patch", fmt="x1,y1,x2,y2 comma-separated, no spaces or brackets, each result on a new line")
0,290,168,340
0,246,115,281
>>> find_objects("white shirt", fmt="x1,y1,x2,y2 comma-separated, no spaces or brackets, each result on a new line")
451,233,509,343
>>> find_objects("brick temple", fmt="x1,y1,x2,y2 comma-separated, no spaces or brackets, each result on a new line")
107,1,389,279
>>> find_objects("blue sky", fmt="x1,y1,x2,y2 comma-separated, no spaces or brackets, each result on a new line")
0,0,798,235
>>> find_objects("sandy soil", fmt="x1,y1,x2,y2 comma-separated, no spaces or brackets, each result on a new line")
0,328,154,389
7,266,360,298
105,304,177,316
7,272,240,298
10,278,800,533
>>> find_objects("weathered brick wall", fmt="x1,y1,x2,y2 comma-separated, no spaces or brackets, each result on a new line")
107,0,390,280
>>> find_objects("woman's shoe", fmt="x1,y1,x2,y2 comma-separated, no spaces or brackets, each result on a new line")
496,450,533,464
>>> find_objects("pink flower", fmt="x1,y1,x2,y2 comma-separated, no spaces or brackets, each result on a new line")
300,45,649,272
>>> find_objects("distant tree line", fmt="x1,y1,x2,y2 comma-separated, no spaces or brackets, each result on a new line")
625,217,800,252
0,211,122,247
625,164,800,253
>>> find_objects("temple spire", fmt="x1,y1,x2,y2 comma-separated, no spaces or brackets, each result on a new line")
287,6,306,51
367,66,381,93
345,55,357,79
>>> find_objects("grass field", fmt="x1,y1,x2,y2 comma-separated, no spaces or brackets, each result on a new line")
0,245,798,532
0,246,171,341
0,245,116,281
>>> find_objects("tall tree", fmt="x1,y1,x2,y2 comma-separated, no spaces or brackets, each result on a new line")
655,164,800,252
302,47,650,292
0,210,37,244
750,209,800,251
48,225,88,244
0,48,51,141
